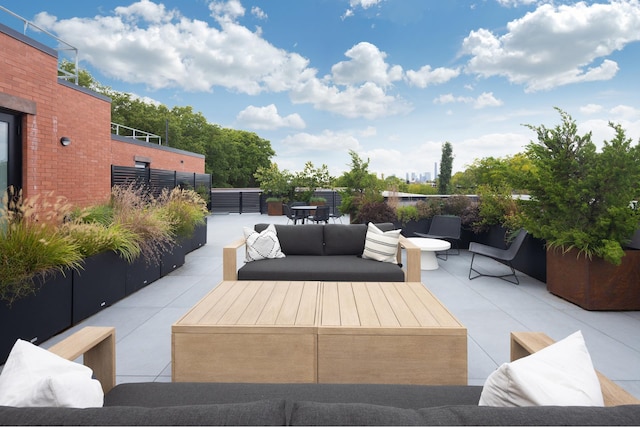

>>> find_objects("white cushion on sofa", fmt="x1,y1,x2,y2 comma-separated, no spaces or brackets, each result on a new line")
243,223,286,262
479,331,604,407
362,222,401,264
0,339,104,408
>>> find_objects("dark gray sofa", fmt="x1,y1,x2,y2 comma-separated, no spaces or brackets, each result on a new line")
223,223,422,282
2,382,639,425
3,326,639,425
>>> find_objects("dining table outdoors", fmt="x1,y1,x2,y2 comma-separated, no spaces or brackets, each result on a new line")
291,205,317,224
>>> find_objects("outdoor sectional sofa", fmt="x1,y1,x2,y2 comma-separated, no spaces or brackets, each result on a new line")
223,223,422,282
1,327,638,425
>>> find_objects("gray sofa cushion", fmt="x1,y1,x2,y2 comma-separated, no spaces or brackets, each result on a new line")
0,400,286,426
290,401,640,426
324,224,367,255
255,224,324,255
237,255,404,281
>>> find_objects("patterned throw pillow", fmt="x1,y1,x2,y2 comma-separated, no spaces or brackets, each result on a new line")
362,222,401,264
243,223,286,262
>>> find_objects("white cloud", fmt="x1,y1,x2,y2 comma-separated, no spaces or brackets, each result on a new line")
455,132,530,168
251,6,267,20
331,42,403,87
580,103,604,115
405,65,460,88
495,0,538,7
290,78,412,119
434,92,503,109
236,104,305,130
461,1,640,91
34,1,412,120
281,129,361,153
35,3,311,95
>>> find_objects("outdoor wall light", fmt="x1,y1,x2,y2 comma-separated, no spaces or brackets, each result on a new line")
60,136,72,146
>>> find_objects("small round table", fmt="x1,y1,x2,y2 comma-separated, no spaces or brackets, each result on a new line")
407,237,451,270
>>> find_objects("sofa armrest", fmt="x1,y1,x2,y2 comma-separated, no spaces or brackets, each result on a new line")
398,235,421,282
223,237,246,281
510,331,640,407
47,327,116,394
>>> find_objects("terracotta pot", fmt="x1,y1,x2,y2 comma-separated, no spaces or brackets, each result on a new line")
546,247,640,310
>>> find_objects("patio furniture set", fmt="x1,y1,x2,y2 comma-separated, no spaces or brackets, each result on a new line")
2,220,636,425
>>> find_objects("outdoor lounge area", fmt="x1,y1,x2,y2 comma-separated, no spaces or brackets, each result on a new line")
41,212,640,399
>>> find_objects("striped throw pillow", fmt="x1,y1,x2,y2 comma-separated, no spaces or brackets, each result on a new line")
362,222,401,264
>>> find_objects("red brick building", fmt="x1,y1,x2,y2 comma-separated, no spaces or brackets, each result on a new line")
0,22,205,207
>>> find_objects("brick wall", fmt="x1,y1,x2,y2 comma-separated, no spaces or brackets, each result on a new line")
111,139,204,173
0,26,205,207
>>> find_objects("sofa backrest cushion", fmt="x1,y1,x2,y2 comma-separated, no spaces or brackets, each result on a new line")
0,399,287,426
290,401,640,426
324,224,367,255
255,224,324,255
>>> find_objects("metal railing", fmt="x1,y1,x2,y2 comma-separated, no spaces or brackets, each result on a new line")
0,6,79,85
111,123,162,145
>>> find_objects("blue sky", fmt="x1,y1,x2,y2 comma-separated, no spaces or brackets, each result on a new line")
2,0,640,179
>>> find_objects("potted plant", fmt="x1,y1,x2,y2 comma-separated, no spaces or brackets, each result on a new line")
0,187,83,362
254,163,294,215
309,196,327,206
265,197,284,216
516,109,640,310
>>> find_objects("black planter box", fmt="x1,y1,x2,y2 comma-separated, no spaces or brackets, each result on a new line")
160,239,187,276
0,271,73,364
395,218,431,237
187,220,208,253
72,251,127,324
125,256,162,295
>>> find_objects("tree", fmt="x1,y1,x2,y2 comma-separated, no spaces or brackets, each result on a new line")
336,151,383,222
293,162,333,202
517,108,640,264
438,142,453,194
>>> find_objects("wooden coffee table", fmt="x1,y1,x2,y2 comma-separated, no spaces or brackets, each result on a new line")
172,281,467,385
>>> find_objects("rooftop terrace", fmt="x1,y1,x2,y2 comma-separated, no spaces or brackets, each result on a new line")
43,213,640,399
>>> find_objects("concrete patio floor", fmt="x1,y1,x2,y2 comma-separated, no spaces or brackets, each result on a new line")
44,213,640,399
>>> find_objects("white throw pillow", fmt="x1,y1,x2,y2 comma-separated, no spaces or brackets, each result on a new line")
0,339,104,408
362,222,401,264
479,331,604,407
243,223,286,262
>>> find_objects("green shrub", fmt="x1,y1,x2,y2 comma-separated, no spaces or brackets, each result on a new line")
356,201,398,224
396,205,418,224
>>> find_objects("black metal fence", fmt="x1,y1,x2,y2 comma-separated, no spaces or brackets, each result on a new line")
111,166,212,207
210,189,342,214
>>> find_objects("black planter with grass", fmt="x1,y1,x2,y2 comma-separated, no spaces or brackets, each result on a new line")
72,251,127,324
160,239,187,276
187,219,208,253
0,271,73,364
125,256,162,295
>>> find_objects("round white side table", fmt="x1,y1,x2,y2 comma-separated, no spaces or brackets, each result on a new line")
407,237,451,270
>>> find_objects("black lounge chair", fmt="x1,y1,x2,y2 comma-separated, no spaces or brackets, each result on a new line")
415,215,461,260
308,205,330,223
468,228,528,285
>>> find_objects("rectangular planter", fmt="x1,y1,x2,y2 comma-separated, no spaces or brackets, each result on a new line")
160,239,187,276
73,251,127,324
125,256,162,295
546,248,640,310
186,220,208,253
0,271,73,364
